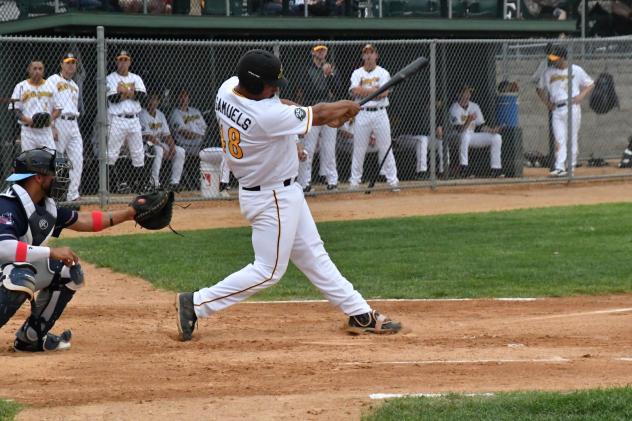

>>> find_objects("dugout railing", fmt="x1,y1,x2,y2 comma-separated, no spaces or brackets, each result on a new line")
0,33,630,207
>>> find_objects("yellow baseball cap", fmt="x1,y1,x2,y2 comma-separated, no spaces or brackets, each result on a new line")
62,52,77,63
312,45,328,52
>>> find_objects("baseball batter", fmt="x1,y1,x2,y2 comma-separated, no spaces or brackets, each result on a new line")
106,50,147,192
348,43,399,190
537,45,594,177
47,52,83,202
10,60,59,151
139,93,185,190
449,85,503,177
176,49,401,340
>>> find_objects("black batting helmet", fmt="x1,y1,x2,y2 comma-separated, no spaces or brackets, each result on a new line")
6,147,71,201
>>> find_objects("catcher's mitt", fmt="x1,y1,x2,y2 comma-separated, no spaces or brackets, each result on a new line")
130,190,174,230
31,112,51,128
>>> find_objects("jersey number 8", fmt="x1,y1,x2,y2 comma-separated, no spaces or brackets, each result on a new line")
219,125,243,159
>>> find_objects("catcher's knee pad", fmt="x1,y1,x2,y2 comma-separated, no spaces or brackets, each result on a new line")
1,263,37,300
17,283,76,345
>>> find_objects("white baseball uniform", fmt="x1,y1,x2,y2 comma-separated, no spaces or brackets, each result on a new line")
415,135,444,174
348,65,398,187
193,76,371,319
139,108,185,187
448,101,502,170
106,71,146,167
10,79,57,151
170,106,207,156
48,73,83,201
538,64,594,172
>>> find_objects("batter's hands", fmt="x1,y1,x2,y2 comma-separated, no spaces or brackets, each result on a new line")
50,246,79,267
297,144,308,161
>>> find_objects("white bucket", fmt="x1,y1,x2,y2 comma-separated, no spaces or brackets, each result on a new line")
200,160,222,198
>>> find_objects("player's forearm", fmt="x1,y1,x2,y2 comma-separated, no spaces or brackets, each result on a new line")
70,208,135,232
575,84,595,103
107,93,123,104
312,100,359,126
14,109,30,125
0,240,49,263
350,87,374,98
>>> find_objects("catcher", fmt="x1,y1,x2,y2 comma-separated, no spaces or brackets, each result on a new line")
0,147,173,352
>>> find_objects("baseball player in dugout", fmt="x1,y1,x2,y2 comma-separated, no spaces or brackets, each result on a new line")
176,49,401,341
537,45,594,177
348,43,399,191
296,44,342,192
0,147,139,352
106,50,148,194
448,85,504,178
10,60,59,151
140,93,186,191
47,52,84,203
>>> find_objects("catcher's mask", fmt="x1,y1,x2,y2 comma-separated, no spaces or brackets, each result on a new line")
6,147,71,201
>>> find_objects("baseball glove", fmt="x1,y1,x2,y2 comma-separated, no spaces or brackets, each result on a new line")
130,190,174,230
31,112,51,128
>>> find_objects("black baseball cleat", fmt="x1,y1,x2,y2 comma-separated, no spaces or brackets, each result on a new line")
347,310,401,335
326,184,338,191
176,292,197,341
14,330,72,352
303,184,312,193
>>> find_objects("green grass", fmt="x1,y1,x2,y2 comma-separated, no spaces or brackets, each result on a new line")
56,203,632,299
363,387,632,420
0,400,21,421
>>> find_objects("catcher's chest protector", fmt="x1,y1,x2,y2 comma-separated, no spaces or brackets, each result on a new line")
3,184,57,246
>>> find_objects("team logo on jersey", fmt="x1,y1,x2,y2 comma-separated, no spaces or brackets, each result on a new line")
295,108,306,121
0,213,14,226
38,219,49,230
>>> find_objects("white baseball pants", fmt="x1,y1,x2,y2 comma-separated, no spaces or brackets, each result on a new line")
552,104,581,171
349,109,398,185
415,135,444,173
459,132,502,169
151,143,185,186
107,115,144,167
55,119,83,201
298,125,338,187
199,148,230,184
193,182,372,318
20,126,55,151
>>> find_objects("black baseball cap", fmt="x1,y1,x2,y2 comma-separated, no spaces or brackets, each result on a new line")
62,52,77,63
237,49,288,90
116,50,131,60
548,45,567,62
6,147,56,182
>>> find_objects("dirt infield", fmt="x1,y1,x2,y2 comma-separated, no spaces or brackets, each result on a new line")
3,180,632,420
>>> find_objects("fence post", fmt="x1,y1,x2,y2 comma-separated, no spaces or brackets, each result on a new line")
96,26,108,208
429,41,437,190
566,42,574,180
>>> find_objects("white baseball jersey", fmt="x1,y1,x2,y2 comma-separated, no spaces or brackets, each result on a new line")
106,71,146,115
214,76,312,188
169,107,207,145
349,66,390,108
47,74,80,116
538,65,594,104
140,108,171,141
449,101,485,132
10,79,58,119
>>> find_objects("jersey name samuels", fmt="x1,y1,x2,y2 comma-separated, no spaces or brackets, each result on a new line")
215,97,252,131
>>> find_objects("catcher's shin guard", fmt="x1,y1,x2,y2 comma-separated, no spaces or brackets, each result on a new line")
15,282,75,351
0,263,37,328
0,285,29,329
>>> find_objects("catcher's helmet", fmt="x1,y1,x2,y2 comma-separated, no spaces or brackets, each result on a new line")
6,147,71,201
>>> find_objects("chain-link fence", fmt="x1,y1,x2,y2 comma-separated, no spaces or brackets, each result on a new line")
0,35,630,206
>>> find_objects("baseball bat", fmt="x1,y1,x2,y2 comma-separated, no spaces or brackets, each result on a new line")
361,56,428,194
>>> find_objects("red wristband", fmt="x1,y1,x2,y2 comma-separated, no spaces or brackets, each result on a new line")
92,211,104,232
15,241,27,262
